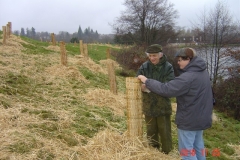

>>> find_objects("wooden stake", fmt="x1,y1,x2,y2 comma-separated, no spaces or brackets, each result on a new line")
60,41,67,66
108,61,117,95
83,43,88,58
79,40,83,55
106,48,111,59
2,26,6,45
51,33,56,46
7,22,12,37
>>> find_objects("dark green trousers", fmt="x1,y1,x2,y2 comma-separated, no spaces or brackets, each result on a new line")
145,115,172,154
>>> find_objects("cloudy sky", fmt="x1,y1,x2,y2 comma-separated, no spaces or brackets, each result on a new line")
0,0,239,34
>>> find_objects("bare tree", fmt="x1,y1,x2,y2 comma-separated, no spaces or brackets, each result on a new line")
112,0,178,45
195,0,240,85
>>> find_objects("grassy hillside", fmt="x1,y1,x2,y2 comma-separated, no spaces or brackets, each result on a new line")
0,34,239,160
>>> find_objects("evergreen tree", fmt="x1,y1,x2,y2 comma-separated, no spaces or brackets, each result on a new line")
26,28,31,37
20,28,25,36
77,26,83,40
84,27,90,36
70,37,78,43
95,30,99,39
31,27,36,38
13,30,20,36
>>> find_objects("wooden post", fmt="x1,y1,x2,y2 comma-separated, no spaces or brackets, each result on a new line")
7,22,12,37
79,40,83,55
6,23,9,39
108,61,117,95
83,43,88,58
126,77,143,137
60,41,67,66
106,48,111,59
2,26,7,45
51,33,56,46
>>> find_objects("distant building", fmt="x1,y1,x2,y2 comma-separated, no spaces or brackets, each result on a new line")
168,36,202,45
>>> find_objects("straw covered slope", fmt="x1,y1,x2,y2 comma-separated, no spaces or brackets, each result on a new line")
0,35,181,159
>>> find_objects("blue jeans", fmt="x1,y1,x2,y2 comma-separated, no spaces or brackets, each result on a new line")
178,129,206,160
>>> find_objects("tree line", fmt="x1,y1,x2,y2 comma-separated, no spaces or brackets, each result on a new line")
112,0,240,46
13,26,114,43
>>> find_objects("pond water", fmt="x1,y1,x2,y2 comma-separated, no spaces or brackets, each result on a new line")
196,47,240,80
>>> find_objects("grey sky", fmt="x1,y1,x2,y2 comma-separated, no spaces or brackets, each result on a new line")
170,0,240,28
0,0,239,35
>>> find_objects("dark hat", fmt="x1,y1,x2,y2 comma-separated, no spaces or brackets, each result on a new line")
146,44,162,53
175,48,196,59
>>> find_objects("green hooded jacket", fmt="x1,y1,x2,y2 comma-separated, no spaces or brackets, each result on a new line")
137,55,175,117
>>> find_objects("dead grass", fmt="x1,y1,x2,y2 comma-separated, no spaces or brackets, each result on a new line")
99,59,122,70
76,56,108,74
1,34,237,160
82,88,126,116
228,144,240,160
45,45,60,52
77,129,180,160
45,64,89,83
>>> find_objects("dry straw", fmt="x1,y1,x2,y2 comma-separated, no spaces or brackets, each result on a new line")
228,144,240,159
0,35,28,54
45,45,60,52
45,65,89,83
82,88,126,116
77,56,108,74
77,129,180,160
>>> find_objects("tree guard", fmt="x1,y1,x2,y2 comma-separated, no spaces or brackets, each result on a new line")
125,77,143,137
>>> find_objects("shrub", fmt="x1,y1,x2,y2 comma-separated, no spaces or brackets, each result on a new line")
112,45,148,72
162,46,180,77
214,76,240,120
112,45,179,77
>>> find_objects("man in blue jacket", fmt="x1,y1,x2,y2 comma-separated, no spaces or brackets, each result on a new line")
138,48,213,160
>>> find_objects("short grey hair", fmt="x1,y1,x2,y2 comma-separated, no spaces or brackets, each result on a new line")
146,52,163,56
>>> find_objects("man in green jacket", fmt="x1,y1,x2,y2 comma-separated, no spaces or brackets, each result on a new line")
137,44,174,154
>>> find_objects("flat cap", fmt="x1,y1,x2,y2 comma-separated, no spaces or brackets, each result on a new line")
146,44,162,53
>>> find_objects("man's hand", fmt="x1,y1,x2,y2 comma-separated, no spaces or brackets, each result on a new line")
138,75,147,84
